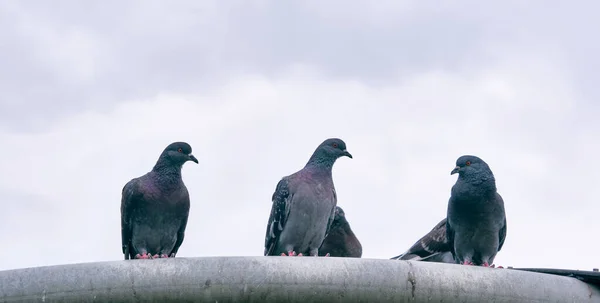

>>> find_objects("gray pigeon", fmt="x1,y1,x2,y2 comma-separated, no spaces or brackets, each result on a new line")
264,138,352,257
121,142,198,260
390,218,454,263
318,206,363,258
446,155,507,267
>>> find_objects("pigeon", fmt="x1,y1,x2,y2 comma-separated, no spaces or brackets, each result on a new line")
264,138,352,257
121,142,198,260
318,206,363,258
390,218,454,263
446,155,507,267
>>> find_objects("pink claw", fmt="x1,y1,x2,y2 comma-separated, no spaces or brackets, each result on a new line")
135,252,150,259
160,254,169,258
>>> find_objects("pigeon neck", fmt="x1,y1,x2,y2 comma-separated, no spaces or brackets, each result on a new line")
151,158,183,185
305,155,336,172
457,172,497,193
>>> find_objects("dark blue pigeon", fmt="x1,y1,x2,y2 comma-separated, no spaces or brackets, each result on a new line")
121,142,198,260
264,138,352,257
318,206,363,258
446,155,507,267
391,218,454,263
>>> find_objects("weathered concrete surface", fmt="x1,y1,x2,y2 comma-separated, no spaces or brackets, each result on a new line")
0,257,598,302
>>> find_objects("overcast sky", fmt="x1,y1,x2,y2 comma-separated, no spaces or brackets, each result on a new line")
0,1,598,272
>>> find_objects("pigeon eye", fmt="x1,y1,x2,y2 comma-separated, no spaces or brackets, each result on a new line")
466,161,471,166
332,142,338,148
177,148,183,153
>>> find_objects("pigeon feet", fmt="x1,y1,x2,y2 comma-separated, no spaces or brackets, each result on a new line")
134,252,151,259
484,262,504,268
462,260,474,265
323,253,331,257
280,251,303,256
133,252,171,259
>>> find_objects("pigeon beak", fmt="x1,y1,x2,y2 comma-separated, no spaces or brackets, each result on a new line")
342,150,353,158
188,154,199,164
451,166,460,175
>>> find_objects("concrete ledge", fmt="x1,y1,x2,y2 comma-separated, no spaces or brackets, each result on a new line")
1,257,599,302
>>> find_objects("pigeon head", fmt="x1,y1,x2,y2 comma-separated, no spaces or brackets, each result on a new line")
156,142,199,167
450,155,493,178
334,206,346,218
306,138,352,168
332,206,349,227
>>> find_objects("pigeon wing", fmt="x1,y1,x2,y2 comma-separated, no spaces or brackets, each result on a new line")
120,178,143,260
446,217,456,257
323,188,338,239
169,191,190,257
392,218,450,260
264,178,292,256
498,218,507,252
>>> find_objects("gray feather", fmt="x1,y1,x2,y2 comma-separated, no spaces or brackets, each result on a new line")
120,142,198,260
264,138,352,256
391,218,453,263
446,155,507,266
319,206,363,258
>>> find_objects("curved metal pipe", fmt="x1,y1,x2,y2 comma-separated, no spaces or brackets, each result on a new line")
1,257,598,302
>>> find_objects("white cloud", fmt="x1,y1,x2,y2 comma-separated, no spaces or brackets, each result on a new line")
0,50,597,272
2,2,105,82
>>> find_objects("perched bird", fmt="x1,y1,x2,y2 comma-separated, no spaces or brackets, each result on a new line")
446,155,507,267
264,138,352,257
318,206,363,258
121,142,198,260
390,218,454,263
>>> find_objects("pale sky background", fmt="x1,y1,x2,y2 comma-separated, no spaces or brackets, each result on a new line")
0,1,598,272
